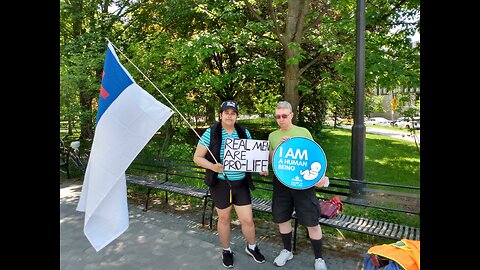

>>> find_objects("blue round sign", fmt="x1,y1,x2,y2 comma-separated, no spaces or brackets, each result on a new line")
272,137,327,190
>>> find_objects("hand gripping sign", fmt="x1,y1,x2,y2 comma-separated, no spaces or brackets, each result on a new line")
223,138,270,173
272,137,327,189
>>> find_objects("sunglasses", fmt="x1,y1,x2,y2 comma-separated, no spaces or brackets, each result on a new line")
274,113,291,119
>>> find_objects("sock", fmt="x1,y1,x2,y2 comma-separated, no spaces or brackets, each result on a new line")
248,243,257,250
223,247,232,253
280,231,292,252
310,238,323,259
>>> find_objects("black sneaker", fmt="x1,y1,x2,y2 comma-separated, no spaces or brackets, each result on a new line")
222,250,234,268
245,245,266,263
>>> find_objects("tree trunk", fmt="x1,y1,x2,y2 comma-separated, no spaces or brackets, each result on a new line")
160,121,173,157
284,48,300,123
243,0,311,124
206,101,216,123
79,90,94,140
282,0,309,124
67,115,73,135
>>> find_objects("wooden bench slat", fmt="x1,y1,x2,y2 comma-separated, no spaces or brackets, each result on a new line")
395,224,404,239
380,222,392,236
389,223,399,238
368,220,379,233
357,218,370,232
346,216,359,229
373,221,385,234
364,219,375,232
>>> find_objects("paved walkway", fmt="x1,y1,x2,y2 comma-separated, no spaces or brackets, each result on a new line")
60,183,368,270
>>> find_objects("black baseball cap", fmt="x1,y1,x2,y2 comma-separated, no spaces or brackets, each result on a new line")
220,100,238,113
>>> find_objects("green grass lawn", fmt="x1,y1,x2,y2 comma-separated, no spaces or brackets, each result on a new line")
319,126,420,186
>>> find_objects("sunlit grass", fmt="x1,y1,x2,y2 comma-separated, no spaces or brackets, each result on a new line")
320,126,419,185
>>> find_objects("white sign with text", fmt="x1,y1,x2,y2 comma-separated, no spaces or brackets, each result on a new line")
223,138,269,173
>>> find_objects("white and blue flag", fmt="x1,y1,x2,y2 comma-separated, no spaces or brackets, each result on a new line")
76,42,173,251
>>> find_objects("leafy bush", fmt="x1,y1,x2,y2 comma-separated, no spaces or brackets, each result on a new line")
163,143,196,160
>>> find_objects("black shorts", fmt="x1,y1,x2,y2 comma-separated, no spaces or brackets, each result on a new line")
272,176,320,227
209,178,252,209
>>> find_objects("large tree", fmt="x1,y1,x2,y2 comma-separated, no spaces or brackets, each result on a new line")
60,0,419,141
240,0,419,125
241,0,335,121
60,0,142,139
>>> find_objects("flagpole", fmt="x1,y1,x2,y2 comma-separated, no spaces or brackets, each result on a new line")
105,38,222,166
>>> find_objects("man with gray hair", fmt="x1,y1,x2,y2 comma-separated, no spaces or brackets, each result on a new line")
261,101,329,270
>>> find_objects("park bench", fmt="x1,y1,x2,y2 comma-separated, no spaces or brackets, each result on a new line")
60,139,71,179
126,157,420,253
126,158,212,226
229,173,420,253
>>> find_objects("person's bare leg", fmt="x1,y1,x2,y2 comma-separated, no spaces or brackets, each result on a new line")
306,224,322,240
234,204,255,244
236,204,266,263
216,206,232,248
278,219,292,234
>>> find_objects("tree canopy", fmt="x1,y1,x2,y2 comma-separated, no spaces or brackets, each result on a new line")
60,0,419,141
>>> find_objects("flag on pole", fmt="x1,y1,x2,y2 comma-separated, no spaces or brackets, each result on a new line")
76,42,173,251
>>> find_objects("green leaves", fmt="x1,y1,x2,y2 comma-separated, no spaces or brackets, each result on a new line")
60,0,420,140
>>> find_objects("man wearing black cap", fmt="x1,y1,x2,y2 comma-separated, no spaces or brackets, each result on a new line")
193,100,265,268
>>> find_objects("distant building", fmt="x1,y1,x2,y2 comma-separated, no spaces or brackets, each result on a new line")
376,87,420,96
372,87,420,120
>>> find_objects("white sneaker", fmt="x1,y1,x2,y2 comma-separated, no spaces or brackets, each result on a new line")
314,258,327,270
273,249,293,267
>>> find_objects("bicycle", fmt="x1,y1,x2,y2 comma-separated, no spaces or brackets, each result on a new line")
60,135,89,179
